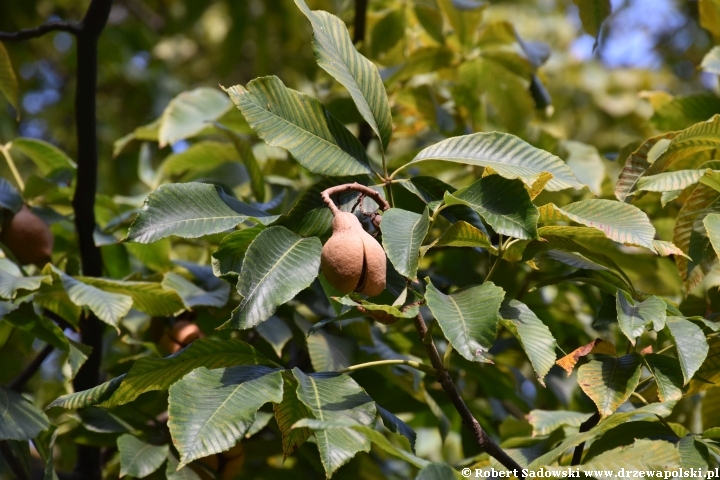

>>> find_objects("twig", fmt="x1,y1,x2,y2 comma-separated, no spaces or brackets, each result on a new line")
321,183,390,216
340,359,436,375
0,21,80,41
0,145,24,191
412,313,525,476
7,344,54,392
570,412,600,466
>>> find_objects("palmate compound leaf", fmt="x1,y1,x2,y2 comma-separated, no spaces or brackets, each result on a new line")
424,277,504,363
292,368,377,477
224,76,371,176
223,226,322,330
294,0,393,151
380,207,429,279
444,175,539,240
117,434,169,478
616,294,667,345
168,365,283,467
98,338,277,408
125,182,278,244
665,316,709,385
499,299,557,386
577,353,642,418
0,386,50,441
400,132,584,192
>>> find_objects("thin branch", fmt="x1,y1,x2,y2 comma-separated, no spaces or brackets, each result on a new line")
412,313,525,476
570,412,600,466
7,344,54,392
340,359,436,375
0,21,80,41
321,182,391,216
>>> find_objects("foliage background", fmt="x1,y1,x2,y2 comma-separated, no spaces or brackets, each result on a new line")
1,0,720,479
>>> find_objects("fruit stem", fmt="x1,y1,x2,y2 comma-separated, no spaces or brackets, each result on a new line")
339,359,436,375
0,145,25,191
321,182,391,216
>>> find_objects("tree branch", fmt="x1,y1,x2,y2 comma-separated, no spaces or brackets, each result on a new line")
7,344,54,392
0,21,80,41
570,412,600,466
413,314,525,477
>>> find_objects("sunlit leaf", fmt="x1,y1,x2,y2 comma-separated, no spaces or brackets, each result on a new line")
573,0,611,39
526,410,594,436
665,316,709,385
158,87,232,147
578,353,642,418
381,208,429,278
425,278,504,363
10,138,76,175
616,294,666,345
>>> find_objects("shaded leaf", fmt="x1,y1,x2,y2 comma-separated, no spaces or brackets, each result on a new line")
255,316,293,357
0,386,50,441
211,225,265,282
292,368,376,477
214,123,265,202
168,365,282,467
162,272,229,309
377,405,417,453
578,354,642,418
573,0,611,38
274,371,312,459
616,294,667,345
158,87,231,147
0,42,18,112
117,434,169,478
644,354,684,403
445,175,539,239
665,316,709,385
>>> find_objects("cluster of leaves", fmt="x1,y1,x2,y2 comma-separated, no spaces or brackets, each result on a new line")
2,0,720,479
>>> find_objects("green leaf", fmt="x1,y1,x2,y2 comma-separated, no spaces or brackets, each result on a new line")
433,221,495,251
117,434,169,478
445,176,539,240
162,272,229,309
4,303,69,351
10,138,76,175
644,354,684,403
437,0,485,47
158,87,232,147
526,410,594,436
578,439,680,475
214,123,266,202
161,141,238,177
425,278,504,363
0,271,49,299
578,353,642,418
0,177,22,212
404,132,583,191
499,299,557,386
702,387,720,432
48,267,132,329
126,182,277,244
704,213,720,258
415,463,457,480
701,46,720,74
665,316,709,385
380,208,429,279
555,199,656,249
651,94,720,131
0,386,50,440
635,169,713,193
647,115,720,179
616,294,667,345
166,453,201,480
100,338,275,407
294,0,393,151
274,371,312,459
377,405,417,453
46,374,126,410
211,225,265,282
76,277,184,317
0,42,18,113
224,76,371,176
224,226,322,329
385,46,454,87
67,340,91,380
168,365,283,467
295,315,354,372
292,368,376,477
615,133,675,201
255,316,293,357
370,9,405,57
573,0,611,38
